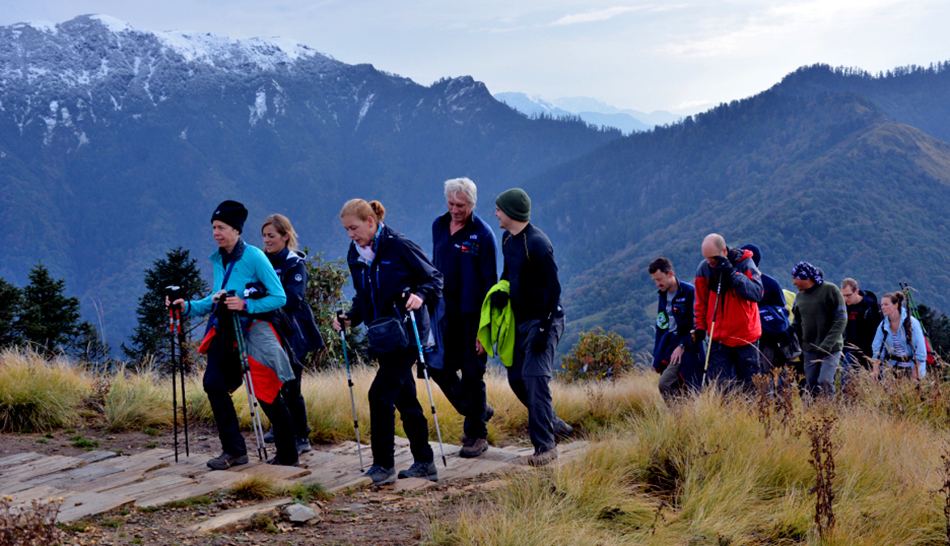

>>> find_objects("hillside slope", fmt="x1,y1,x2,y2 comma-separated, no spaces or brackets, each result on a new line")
525,92,950,349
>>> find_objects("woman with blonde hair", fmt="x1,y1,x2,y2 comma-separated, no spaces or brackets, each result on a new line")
333,199,443,486
260,213,324,454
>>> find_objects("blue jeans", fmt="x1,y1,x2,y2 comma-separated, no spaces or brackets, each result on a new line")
706,342,760,393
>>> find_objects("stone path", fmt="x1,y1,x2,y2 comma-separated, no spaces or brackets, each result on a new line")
0,438,588,525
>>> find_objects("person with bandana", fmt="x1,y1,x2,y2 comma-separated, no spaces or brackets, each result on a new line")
790,261,847,397
333,199,443,486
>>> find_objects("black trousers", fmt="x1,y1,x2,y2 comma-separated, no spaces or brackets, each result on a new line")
281,360,311,440
429,311,489,439
368,346,433,469
204,330,297,464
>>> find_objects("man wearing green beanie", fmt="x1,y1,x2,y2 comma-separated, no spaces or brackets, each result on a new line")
492,188,571,466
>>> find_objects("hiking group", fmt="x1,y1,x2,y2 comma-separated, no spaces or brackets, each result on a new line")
650,235,931,403
167,184,931,486
166,178,572,486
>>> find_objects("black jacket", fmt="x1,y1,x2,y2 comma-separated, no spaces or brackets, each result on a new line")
845,290,882,362
346,224,443,333
267,248,325,358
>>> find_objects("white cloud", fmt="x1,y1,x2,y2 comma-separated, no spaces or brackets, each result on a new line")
550,6,645,26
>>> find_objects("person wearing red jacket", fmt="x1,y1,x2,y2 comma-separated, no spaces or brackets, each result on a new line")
692,233,764,391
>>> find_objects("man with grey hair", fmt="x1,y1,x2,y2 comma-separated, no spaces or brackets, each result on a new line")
430,177,498,458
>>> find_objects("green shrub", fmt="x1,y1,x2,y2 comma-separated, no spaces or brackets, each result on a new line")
560,327,635,382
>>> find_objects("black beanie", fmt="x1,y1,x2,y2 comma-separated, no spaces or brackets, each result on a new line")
495,188,531,222
212,200,248,233
739,244,761,267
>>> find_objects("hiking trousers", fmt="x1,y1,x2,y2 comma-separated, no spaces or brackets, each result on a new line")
429,311,489,440
368,346,434,469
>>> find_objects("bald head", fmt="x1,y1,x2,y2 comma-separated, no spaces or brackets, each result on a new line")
702,233,727,267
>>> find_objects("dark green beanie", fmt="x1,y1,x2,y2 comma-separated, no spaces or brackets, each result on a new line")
495,188,531,222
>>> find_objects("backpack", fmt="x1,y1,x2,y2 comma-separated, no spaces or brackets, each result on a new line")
759,304,791,336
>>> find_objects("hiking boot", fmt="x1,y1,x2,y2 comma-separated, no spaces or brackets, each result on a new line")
363,465,397,486
484,404,495,422
296,437,312,455
263,427,275,444
526,447,558,467
554,419,573,441
207,452,249,471
397,461,439,482
267,455,300,467
459,437,489,458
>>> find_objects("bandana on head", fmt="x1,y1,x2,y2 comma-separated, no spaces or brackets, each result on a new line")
791,261,823,285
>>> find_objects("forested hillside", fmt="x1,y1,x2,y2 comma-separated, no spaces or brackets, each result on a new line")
527,84,950,350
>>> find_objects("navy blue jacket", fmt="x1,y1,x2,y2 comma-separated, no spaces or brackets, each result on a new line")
346,224,443,337
652,279,704,389
267,248,325,359
653,280,697,357
432,211,498,315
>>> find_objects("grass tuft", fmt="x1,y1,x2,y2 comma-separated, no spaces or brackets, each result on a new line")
0,348,92,432
103,370,173,432
230,474,278,500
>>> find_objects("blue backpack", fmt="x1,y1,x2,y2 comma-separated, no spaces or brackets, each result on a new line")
759,304,790,335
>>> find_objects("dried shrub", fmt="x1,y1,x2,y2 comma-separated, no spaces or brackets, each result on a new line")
805,402,837,539
0,495,63,546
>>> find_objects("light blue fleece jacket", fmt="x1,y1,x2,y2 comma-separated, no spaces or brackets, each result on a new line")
871,308,927,378
184,241,286,318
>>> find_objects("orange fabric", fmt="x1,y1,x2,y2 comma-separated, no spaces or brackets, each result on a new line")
198,326,216,354
247,355,282,404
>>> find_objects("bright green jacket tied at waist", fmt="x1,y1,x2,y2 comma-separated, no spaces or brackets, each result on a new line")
478,281,515,367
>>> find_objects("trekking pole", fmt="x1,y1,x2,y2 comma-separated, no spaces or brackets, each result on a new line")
229,290,268,461
336,310,364,472
701,275,723,388
165,287,180,463
405,294,447,467
173,299,190,457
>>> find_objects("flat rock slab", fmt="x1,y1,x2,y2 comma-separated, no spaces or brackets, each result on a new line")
0,439,589,523
188,497,293,534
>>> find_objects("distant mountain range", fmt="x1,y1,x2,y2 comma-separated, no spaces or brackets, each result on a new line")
0,15,617,347
3,14,949,356
493,92,681,134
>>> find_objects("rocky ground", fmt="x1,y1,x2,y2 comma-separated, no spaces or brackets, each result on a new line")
2,426,500,545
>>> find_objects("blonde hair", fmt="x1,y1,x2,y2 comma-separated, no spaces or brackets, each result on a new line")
340,199,386,223
261,214,299,251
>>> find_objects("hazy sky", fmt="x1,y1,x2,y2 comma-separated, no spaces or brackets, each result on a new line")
3,0,948,114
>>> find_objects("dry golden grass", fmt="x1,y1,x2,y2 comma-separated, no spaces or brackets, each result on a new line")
427,373,948,546
0,348,92,432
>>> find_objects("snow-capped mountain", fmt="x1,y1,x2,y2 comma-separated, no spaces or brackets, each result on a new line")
0,15,618,347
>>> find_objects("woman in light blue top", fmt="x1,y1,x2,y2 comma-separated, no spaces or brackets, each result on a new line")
871,291,926,381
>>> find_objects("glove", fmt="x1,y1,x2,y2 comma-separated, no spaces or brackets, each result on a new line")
532,317,553,354
491,291,509,309
691,329,706,347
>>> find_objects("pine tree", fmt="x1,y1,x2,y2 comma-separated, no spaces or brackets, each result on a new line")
123,248,208,369
0,278,21,347
16,263,83,352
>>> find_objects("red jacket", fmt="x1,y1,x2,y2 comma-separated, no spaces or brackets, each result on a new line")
694,247,763,347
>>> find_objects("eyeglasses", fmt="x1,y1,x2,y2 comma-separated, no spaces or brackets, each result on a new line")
841,291,855,298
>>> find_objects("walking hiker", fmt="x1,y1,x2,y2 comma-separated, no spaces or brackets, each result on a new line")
871,291,927,381
649,257,704,400
739,244,796,374
430,178,498,458
790,262,847,397
168,200,299,469
490,188,570,466
693,234,764,391
260,214,325,455
333,199,443,486
840,278,881,385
